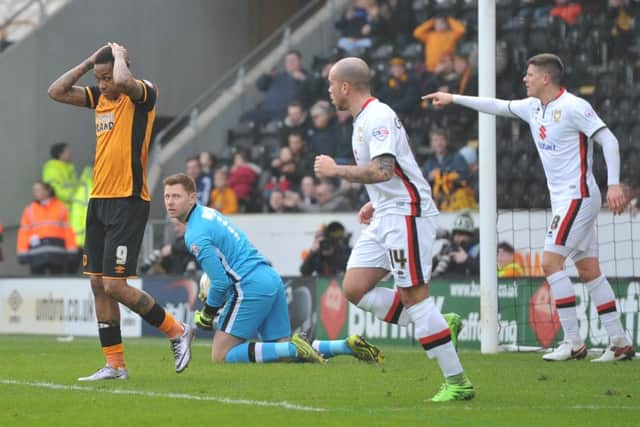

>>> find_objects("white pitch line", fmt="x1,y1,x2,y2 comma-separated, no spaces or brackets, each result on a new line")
0,379,325,412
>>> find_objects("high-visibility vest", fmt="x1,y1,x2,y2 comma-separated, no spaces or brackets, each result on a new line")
17,197,77,264
42,159,78,210
70,166,93,247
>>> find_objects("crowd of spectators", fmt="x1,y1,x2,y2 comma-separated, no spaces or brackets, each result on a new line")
219,0,639,214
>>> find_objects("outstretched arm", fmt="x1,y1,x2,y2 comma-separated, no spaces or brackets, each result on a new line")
48,46,104,106
422,92,517,118
314,154,395,184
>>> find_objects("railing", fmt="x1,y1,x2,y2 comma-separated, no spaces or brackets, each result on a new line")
151,0,327,149
0,0,66,47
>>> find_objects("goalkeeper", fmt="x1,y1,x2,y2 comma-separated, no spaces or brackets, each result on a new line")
163,173,383,364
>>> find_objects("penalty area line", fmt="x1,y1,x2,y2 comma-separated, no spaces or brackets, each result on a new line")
0,379,326,412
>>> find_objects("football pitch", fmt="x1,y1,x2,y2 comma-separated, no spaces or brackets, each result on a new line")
1,336,638,427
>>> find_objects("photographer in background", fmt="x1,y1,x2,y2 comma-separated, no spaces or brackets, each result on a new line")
432,211,479,278
300,221,352,277
139,219,198,276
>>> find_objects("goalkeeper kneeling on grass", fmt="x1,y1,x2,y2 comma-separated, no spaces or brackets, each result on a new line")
164,173,383,364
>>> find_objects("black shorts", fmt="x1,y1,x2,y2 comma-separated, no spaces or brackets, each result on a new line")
83,197,150,278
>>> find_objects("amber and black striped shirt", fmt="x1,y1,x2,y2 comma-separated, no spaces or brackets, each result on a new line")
84,80,157,201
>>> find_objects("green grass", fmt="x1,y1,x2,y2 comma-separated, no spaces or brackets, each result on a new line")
0,336,638,427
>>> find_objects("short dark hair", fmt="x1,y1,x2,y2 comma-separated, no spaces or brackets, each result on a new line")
163,173,196,194
498,241,515,254
35,180,55,197
288,101,304,110
50,142,68,159
526,53,564,85
429,128,448,140
185,155,200,165
288,130,305,141
95,46,114,65
286,49,302,59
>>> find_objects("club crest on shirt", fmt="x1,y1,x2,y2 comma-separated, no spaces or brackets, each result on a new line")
372,126,390,141
583,108,596,120
190,244,199,256
552,109,562,122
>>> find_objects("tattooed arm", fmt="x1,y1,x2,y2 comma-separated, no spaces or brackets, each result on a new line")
314,154,395,184
47,46,105,106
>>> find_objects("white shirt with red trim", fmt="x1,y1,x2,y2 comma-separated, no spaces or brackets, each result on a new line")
351,98,438,217
507,89,606,203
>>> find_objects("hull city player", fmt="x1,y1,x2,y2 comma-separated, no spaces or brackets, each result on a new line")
48,43,194,380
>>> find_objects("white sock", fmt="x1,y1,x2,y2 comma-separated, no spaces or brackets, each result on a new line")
407,297,463,378
357,287,410,326
547,271,582,346
585,274,627,344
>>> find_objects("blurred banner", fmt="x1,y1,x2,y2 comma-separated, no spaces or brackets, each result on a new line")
2,276,637,350
314,277,640,350
0,278,142,337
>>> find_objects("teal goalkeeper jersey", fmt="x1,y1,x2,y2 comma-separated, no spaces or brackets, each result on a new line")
184,204,268,307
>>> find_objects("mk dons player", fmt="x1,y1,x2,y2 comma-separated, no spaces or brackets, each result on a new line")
48,43,194,380
425,53,634,362
314,57,474,402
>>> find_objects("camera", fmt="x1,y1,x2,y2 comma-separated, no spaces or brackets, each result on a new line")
319,237,335,252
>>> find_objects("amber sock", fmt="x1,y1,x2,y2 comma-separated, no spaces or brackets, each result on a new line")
159,311,185,340
103,343,126,369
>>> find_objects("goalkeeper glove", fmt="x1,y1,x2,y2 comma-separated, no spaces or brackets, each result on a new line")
194,304,220,331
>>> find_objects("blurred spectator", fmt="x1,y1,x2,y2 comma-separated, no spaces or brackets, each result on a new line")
299,180,352,213
334,109,355,165
185,156,212,206
335,0,376,54
549,0,583,24
279,101,310,146
432,212,479,278
228,150,260,212
298,175,318,209
269,146,295,189
267,189,299,213
413,16,466,72
428,52,474,95
307,100,339,157
42,142,78,210
300,222,352,277
305,57,336,104
17,181,77,275
497,241,524,278
199,151,217,178
458,143,478,194
139,219,198,276
69,165,93,273
607,0,639,59
376,57,419,115
517,0,554,21
284,131,314,188
209,168,239,215
421,128,476,211
240,50,308,124
380,0,415,45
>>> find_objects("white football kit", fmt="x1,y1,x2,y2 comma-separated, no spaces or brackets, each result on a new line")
346,98,439,286
508,89,607,259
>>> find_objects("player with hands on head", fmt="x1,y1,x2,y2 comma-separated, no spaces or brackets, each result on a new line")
424,53,633,362
48,42,194,381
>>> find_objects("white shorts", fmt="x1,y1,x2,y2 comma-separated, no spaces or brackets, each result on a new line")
347,214,436,287
544,197,600,261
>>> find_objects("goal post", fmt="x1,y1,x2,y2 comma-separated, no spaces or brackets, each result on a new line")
478,0,499,354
